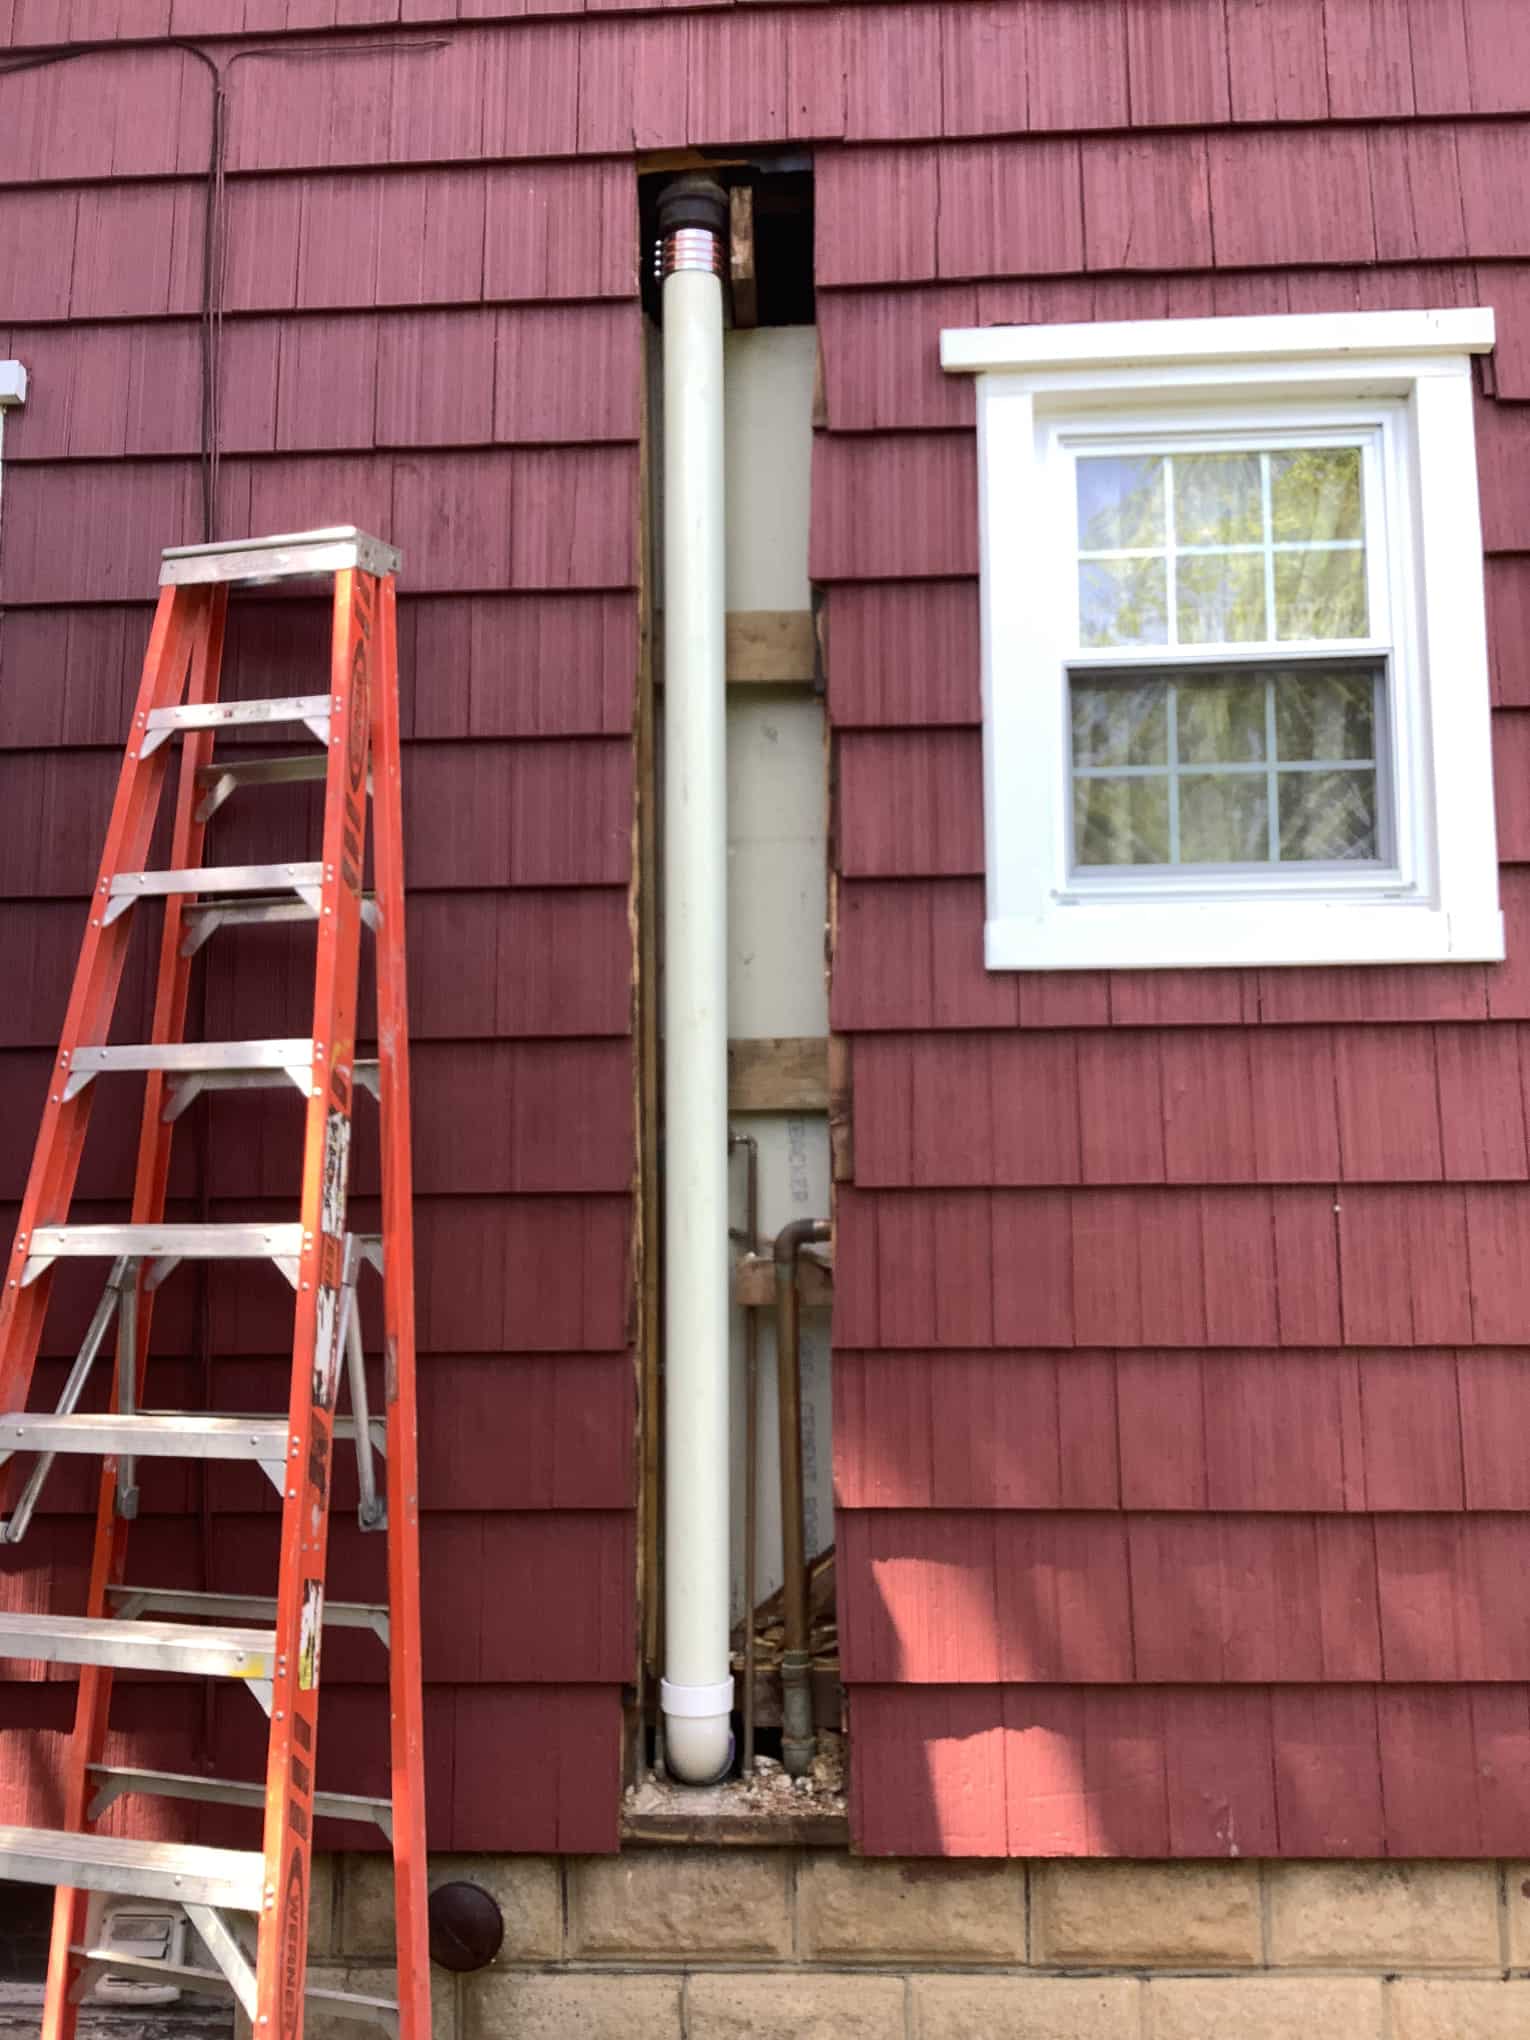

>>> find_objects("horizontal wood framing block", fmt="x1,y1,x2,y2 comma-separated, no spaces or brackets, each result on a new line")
735,1251,833,1310
656,612,818,686
728,1035,830,1112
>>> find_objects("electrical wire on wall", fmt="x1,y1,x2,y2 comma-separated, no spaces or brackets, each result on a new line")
0,25,445,1788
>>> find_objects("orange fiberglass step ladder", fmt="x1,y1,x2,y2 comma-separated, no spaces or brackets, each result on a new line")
0,529,430,2039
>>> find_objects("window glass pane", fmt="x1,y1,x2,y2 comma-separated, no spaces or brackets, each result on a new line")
1179,774,1270,863
1275,548,1368,640
1173,453,1263,545
1080,558,1169,647
1270,447,1363,544
1177,553,1267,645
1077,455,1165,550
1278,769,1378,861
1275,669,1375,761
1176,675,1267,764
1073,777,1170,865
1071,678,1168,767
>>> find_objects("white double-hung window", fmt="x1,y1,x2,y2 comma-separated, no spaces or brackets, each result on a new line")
942,311,1503,971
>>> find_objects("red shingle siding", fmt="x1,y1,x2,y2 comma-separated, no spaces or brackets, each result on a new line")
7,0,1530,1863
0,31,645,1854
811,8,1530,1857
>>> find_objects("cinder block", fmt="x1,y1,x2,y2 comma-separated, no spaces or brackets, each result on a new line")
913,1974,1142,2039
464,1971,681,2040
309,1853,339,1957
1389,1978,1530,2039
1504,1863,1530,1966
1267,1862,1499,1969
299,1963,456,2040
800,1855,1026,1961
1034,1862,1260,1967
339,1852,562,1963
1147,1977,1384,2040
686,1971,906,2039
567,1849,791,1958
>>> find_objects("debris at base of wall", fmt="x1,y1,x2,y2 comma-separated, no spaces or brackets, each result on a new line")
0,1984,231,2038
623,1729,848,1835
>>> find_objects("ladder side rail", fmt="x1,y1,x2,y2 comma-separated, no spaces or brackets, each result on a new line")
372,575,432,2040
0,587,211,1410
255,564,375,2039
42,586,230,2040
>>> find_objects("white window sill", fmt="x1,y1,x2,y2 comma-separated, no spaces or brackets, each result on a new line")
986,900,1506,972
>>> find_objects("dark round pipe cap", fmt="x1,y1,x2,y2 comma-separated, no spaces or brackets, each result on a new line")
428,1880,505,1972
657,174,728,237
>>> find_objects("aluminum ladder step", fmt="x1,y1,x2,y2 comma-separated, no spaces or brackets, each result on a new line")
0,1410,384,1462
194,751,329,822
111,1583,390,1645
0,1826,263,1910
161,525,401,588
179,886,379,954
62,1038,314,1103
87,1763,392,1836
20,1222,305,1288
104,861,323,926
139,696,332,760
0,1609,272,1679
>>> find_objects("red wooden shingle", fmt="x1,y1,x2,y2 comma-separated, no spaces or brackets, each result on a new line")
816,145,939,288
837,732,983,878
1459,1349,1530,1509
811,435,978,583
1078,1035,1165,1184
1270,1687,1386,1855
825,579,980,724
1461,0,1530,113
938,140,1086,281
817,292,976,436
1405,0,1474,115
851,1686,1010,1856
448,1686,622,1852
1368,127,1468,262
1082,137,1214,273
1227,0,1330,120
1208,130,1376,268
841,3,943,141
1324,0,1416,117
1125,0,1231,124
1333,1027,1444,1181
1458,122,1530,259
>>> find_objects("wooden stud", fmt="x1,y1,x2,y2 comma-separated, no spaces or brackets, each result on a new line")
730,184,758,329
734,1251,832,1310
655,610,818,687
827,1034,854,1183
728,1036,829,1113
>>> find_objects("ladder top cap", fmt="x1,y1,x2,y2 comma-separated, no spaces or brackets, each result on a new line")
160,526,402,587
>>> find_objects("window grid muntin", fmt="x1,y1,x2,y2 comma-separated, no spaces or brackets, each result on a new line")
1067,663,1389,873
1070,430,1384,660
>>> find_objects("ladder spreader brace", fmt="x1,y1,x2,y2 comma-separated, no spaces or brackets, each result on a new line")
0,527,430,2039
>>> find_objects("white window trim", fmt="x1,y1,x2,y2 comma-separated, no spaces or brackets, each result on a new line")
942,309,1504,972
0,361,27,547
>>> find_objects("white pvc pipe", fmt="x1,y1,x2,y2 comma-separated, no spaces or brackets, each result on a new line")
659,198,734,1785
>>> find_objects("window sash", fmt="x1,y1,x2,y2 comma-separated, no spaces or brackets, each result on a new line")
1064,662,1392,877
1064,426,1391,666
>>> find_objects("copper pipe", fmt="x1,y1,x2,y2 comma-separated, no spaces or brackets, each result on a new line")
729,1133,759,1776
774,1215,831,1777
